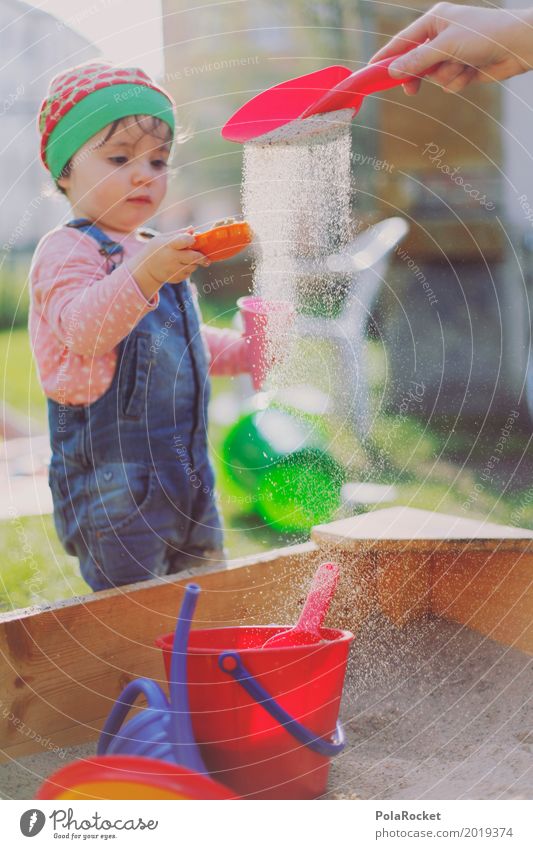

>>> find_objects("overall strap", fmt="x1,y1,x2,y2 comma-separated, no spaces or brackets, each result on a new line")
66,217,124,272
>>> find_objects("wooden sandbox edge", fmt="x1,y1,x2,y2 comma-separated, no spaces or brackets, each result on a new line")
0,541,318,761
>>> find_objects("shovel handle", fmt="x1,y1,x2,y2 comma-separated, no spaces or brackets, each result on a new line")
300,54,434,119
295,562,339,635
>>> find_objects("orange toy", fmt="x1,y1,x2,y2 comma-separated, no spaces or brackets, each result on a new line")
192,218,252,261
36,755,236,800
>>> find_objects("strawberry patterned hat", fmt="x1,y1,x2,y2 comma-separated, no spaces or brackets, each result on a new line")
38,61,176,179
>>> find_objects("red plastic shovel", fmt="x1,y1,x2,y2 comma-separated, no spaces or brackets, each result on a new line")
222,54,427,144
262,562,340,648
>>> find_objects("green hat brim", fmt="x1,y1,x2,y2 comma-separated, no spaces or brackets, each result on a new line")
46,84,175,180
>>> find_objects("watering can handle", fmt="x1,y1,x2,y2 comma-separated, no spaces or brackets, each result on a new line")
218,651,345,757
97,678,169,756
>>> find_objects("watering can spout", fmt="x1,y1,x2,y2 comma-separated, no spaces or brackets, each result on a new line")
168,583,206,774
97,584,207,775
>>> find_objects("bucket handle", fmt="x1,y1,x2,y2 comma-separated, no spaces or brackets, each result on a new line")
218,651,345,757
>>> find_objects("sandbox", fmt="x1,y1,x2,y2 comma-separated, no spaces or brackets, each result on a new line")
1,506,532,800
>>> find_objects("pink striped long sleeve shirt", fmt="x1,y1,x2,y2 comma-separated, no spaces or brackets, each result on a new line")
29,224,249,405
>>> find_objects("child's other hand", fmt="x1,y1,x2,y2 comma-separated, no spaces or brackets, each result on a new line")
129,229,210,300
370,3,533,95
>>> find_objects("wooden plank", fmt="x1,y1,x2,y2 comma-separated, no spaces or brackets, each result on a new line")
312,507,533,553
0,542,318,762
431,550,533,656
376,551,431,626
312,508,533,651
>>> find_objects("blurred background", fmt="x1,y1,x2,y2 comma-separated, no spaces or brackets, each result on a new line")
1,0,532,610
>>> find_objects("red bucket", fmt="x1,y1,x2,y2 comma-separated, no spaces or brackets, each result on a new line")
155,625,353,799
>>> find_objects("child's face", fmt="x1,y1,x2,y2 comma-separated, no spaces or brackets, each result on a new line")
57,115,171,233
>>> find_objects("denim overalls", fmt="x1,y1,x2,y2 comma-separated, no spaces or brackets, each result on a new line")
47,219,224,591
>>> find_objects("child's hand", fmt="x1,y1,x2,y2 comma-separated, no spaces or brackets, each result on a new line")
128,230,210,300
370,3,533,95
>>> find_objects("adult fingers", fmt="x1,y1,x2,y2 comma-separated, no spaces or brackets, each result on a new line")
443,65,478,92
369,11,440,63
425,59,466,88
402,78,422,96
388,34,455,78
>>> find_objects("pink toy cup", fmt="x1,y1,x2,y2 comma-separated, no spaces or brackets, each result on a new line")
237,295,295,390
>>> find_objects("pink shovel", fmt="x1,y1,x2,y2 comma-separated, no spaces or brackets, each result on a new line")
262,562,340,649
222,53,437,144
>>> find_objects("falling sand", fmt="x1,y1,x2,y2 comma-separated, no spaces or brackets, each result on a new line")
241,115,356,403
242,117,353,305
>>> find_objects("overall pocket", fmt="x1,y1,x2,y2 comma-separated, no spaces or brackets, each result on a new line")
87,462,155,533
117,330,153,420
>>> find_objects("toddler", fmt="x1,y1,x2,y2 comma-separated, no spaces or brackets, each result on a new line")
30,62,254,591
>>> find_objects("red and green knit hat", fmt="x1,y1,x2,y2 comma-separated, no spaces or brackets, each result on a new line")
38,61,176,180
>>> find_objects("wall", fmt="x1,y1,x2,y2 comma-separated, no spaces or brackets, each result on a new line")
0,0,99,254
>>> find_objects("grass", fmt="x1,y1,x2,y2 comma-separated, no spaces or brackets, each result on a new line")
0,513,88,612
0,255,30,330
0,327,47,426
1,304,533,612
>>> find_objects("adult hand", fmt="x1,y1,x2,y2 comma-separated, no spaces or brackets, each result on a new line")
370,3,533,95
